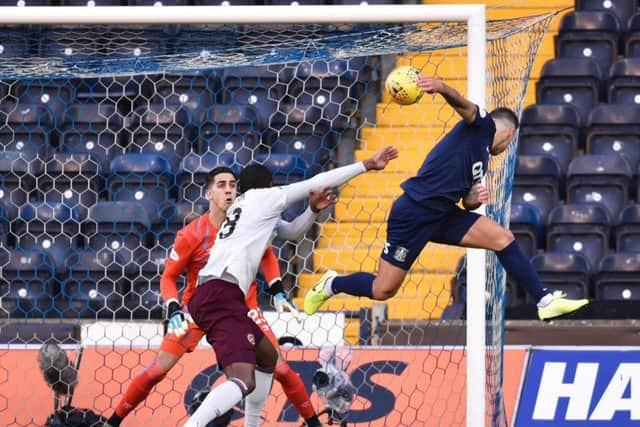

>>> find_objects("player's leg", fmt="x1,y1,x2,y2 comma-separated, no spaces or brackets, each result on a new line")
436,208,588,320
106,323,203,427
243,332,278,427
304,194,434,314
251,307,322,426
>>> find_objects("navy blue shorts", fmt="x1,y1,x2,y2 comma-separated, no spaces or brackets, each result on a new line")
381,193,481,270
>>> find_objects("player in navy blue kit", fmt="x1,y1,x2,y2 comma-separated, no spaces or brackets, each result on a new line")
304,76,588,321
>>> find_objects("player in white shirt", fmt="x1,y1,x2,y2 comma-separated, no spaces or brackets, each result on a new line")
184,146,398,427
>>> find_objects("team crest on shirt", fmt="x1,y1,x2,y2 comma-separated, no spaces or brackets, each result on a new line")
169,247,179,261
393,246,409,263
247,333,255,345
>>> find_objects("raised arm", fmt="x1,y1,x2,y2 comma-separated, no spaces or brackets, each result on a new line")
160,230,194,307
417,77,477,124
281,146,398,207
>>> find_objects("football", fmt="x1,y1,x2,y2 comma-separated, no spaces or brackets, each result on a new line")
385,66,423,105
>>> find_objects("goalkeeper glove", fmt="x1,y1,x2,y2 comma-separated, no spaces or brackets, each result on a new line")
166,300,194,338
270,280,302,323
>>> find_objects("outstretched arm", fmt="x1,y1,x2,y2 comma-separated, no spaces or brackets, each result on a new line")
281,146,398,207
277,188,337,241
417,77,477,124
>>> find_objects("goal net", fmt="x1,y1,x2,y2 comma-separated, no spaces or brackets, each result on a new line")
0,8,553,426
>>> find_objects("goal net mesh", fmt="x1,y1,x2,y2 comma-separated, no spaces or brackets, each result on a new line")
0,13,553,426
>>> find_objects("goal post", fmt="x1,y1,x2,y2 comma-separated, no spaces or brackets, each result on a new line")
0,5,553,426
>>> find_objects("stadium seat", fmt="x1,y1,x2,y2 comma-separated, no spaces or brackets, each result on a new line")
594,252,640,300
509,202,542,259
38,28,106,59
155,202,208,248
536,58,603,124
546,203,611,270
512,155,562,221
59,248,131,319
0,151,40,218
176,151,238,205
625,13,640,57
197,104,263,146
128,104,194,168
607,58,640,104
64,0,121,5
268,132,336,172
556,11,621,75
0,103,53,159
84,201,151,263
72,75,154,103
10,79,74,120
108,153,174,216
566,154,632,221
585,104,640,173
58,103,125,172
518,104,580,173
0,205,7,244
39,152,103,216
0,0,50,5
125,249,167,319
153,71,220,112
530,252,591,300
15,202,82,272
615,204,640,251
130,0,187,5
0,29,30,58
576,0,635,32
270,101,328,134
0,248,57,319
200,134,260,167
222,65,290,126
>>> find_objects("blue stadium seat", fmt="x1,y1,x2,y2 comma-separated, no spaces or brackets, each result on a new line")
576,0,635,31
594,253,640,300
176,152,235,205
58,103,125,172
128,104,194,168
585,104,640,173
546,203,611,270
153,71,220,112
270,101,328,134
0,29,31,58
0,205,7,244
64,0,120,4
103,28,170,58
556,11,621,75
155,202,208,248
0,103,53,159
0,151,40,218
39,153,103,216
72,75,154,102
15,202,82,272
130,0,188,5
10,79,74,120
125,249,167,319
108,153,174,216
518,104,580,173
512,155,562,221
173,28,237,55
566,154,632,221
625,14,640,57
536,58,603,124
0,0,50,5
531,252,591,300
268,132,335,172
199,133,260,167
615,204,640,251
198,104,262,139
0,248,57,319
59,248,131,319
509,202,542,259
84,201,151,263
607,58,640,103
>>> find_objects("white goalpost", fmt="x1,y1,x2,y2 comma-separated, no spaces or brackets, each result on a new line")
0,4,553,427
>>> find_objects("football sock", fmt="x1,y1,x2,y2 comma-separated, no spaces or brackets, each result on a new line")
184,379,245,427
113,362,167,419
244,370,273,427
274,360,315,419
330,272,374,298
496,240,547,303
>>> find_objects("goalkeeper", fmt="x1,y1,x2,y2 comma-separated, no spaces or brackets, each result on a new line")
304,76,588,321
105,166,329,427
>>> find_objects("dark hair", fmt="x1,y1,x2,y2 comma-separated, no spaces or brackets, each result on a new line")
206,166,236,188
490,107,519,129
239,163,273,194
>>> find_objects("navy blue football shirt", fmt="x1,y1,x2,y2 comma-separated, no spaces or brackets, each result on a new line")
401,106,496,204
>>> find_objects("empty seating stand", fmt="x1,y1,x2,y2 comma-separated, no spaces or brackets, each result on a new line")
594,252,640,300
